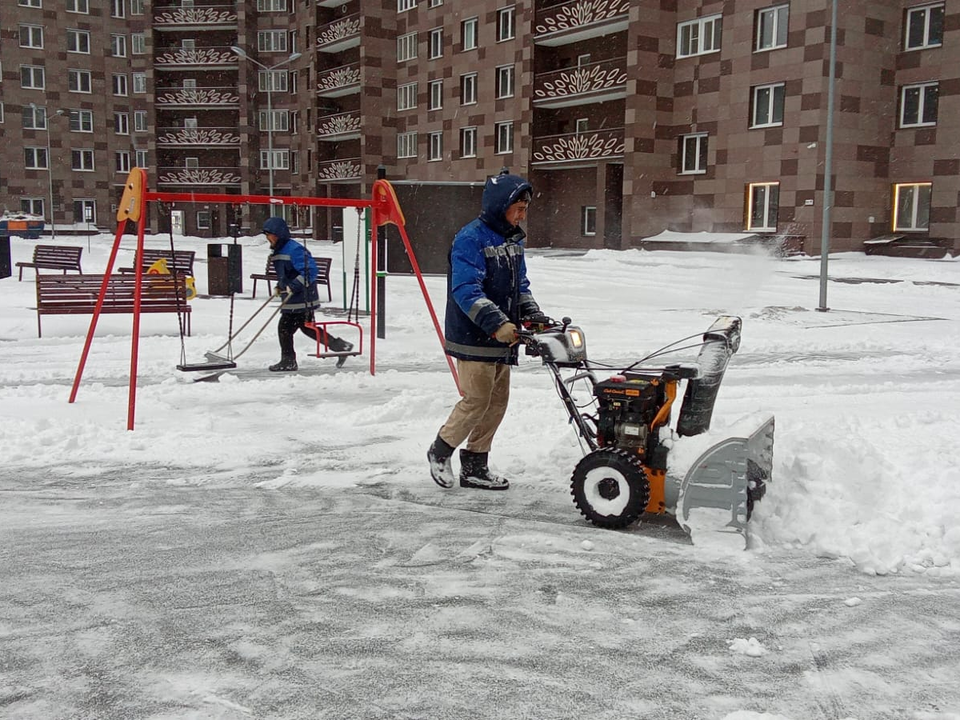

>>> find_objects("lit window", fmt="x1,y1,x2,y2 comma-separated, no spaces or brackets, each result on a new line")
746,182,779,232
679,133,708,174
900,82,939,127
893,183,932,231
904,3,944,50
677,14,722,58
755,5,788,51
751,82,785,128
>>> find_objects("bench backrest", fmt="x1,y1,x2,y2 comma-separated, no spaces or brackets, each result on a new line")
37,273,191,310
138,249,196,276
263,256,331,283
33,245,83,269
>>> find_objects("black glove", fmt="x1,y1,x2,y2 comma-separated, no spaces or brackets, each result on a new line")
521,311,556,330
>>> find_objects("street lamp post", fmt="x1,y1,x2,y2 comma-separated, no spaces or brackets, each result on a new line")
230,47,301,197
29,103,64,241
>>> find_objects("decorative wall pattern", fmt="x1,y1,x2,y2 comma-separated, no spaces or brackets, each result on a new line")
534,0,630,35
157,129,241,145
317,160,362,181
533,132,625,163
317,66,361,94
317,18,361,47
157,88,240,105
534,63,627,100
317,114,361,136
158,169,241,185
153,7,238,25
155,48,236,65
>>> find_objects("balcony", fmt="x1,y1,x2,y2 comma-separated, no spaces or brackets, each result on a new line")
153,4,238,31
533,57,627,108
317,14,361,53
157,127,241,146
157,166,242,185
533,0,630,47
531,128,625,167
317,63,361,98
317,0,350,6
156,86,240,107
317,111,361,141
317,157,362,183
155,46,239,69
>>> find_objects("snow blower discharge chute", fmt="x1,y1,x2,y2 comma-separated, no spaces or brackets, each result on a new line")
518,316,775,542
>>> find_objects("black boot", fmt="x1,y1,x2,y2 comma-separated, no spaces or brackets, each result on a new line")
330,337,354,368
427,434,456,488
269,354,298,372
459,450,509,490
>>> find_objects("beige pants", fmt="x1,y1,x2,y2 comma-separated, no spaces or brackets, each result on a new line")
439,360,511,453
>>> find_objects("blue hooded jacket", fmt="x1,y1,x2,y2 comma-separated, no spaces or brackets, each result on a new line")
264,217,320,314
443,174,541,364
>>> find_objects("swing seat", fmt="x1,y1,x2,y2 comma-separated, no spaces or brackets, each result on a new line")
304,320,364,360
177,360,238,372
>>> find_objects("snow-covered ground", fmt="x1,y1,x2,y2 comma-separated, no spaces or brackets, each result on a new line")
1,231,959,719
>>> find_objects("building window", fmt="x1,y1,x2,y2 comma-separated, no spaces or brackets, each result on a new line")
111,34,127,57
461,73,477,105
429,0,442,6
22,198,45,215
114,112,129,135
72,149,95,171
290,70,298,94
428,79,443,110
398,0,416,11
68,109,94,132
496,65,515,99
900,82,939,127
905,3,944,50
751,82,785,128
113,74,129,96
497,6,516,41
259,70,288,92
23,105,47,130
679,133,708,174
132,33,146,54
136,149,148,167
397,32,418,62
460,127,477,158
25,147,49,170
893,183,932,231
258,30,287,52
575,118,589,134
186,157,199,169
116,151,132,173
495,121,514,154
582,206,597,236
69,70,92,93
19,25,44,49
257,0,287,10
130,0,143,14
677,14,722,58
755,5,788,52
746,182,779,232
21,65,46,90
397,82,418,111
134,110,148,132
258,110,289,131
0,103,4,124
397,131,418,159
260,150,290,170
462,17,478,51
133,73,147,94
111,0,125,17
67,29,91,53
19,0,42,7
74,199,96,223
429,28,443,59
429,131,443,161
197,211,212,230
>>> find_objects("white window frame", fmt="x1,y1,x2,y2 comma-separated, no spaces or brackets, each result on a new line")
397,32,418,62
904,3,944,51
429,131,443,161
67,29,91,54
113,74,129,97
23,105,47,130
755,4,788,52
68,109,94,132
677,14,722,58
68,69,92,94
257,0,288,10
25,147,49,170
461,73,477,105
19,0,43,7
258,109,290,131
259,70,288,93
72,149,96,171
114,112,130,135
428,79,443,110
132,33,146,54
751,82,785,128
428,0,442,6
73,199,96,224
495,121,514,154
111,34,127,57
130,0,143,14
429,27,443,59
397,82,418,111
197,210,212,230
496,65,515,99
575,118,589,134
497,6,516,42
260,149,290,170
893,183,932,231
133,73,147,94
900,82,939,127
460,126,477,158
397,131,418,159
67,0,89,11
116,151,132,173
258,30,288,53
134,110,148,132
680,133,708,174
462,17,478,51
20,25,44,49
136,149,148,167
582,206,597,236
22,198,45,215
398,0,416,11
0,103,4,124
21,65,46,90
746,182,779,232
111,0,125,17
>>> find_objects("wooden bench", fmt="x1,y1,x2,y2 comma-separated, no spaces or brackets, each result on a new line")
250,256,332,301
118,249,196,277
17,245,84,281
35,273,192,338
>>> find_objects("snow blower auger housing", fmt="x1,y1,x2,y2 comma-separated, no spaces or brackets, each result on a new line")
519,316,774,539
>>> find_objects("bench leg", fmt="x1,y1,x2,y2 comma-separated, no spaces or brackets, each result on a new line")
324,281,332,303
251,277,258,298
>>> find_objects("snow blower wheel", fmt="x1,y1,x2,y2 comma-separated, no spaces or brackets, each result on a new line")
571,448,650,529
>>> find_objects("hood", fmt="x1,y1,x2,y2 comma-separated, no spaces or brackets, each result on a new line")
262,216,292,243
478,173,533,238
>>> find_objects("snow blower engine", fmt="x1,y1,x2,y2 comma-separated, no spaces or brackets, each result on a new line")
518,316,774,539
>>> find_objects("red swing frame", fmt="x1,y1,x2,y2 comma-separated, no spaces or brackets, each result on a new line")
68,168,458,430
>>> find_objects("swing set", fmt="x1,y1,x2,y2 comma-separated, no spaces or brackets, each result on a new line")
68,168,457,430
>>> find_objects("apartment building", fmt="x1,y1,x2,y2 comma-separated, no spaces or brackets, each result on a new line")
1,0,957,264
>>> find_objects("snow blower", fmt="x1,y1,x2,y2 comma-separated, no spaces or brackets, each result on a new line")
518,315,774,542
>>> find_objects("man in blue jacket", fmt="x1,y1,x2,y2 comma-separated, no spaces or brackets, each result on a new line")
427,172,551,490
263,216,353,371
